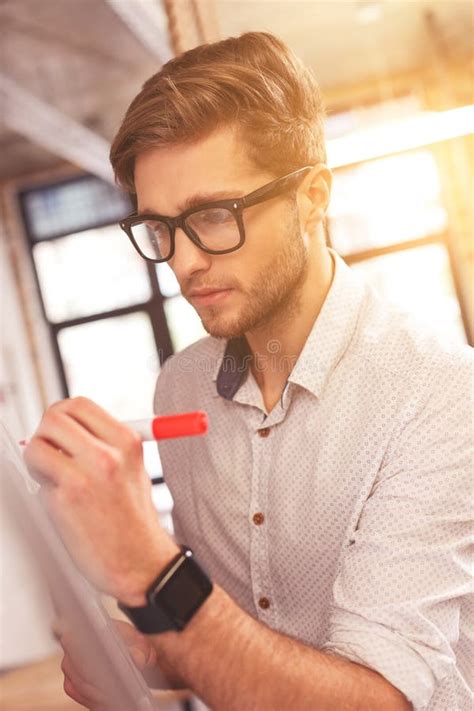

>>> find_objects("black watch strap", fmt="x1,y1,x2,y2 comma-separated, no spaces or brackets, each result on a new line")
118,547,212,634
118,598,175,634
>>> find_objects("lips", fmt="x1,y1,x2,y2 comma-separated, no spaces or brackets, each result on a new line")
187,287,234,306
187,287,228,297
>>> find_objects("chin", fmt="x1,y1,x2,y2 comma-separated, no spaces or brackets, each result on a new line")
202,320,244,340
200,310,248,340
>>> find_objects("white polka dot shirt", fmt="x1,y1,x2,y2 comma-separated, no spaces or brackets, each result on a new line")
154,248,473,710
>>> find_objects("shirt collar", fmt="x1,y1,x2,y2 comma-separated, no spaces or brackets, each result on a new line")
214,336,251,400
213,248,367,401
288,249,366,399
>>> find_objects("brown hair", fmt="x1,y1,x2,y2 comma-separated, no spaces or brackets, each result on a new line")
110,31,326,195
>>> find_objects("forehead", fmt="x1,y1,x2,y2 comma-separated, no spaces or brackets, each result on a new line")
134,125,268,214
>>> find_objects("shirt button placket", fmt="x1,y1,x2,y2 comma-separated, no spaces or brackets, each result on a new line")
249,424,275,622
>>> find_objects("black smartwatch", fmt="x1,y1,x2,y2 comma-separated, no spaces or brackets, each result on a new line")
118,547,213,634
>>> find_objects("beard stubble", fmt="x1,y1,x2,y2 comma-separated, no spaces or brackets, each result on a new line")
199,208,309,340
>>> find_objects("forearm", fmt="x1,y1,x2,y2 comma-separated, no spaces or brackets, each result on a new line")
150,585,412,711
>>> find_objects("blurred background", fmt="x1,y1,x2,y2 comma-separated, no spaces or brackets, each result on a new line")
0,0,473,706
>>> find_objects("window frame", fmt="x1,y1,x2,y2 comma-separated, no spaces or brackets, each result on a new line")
326,150,471,346
17,169,177,485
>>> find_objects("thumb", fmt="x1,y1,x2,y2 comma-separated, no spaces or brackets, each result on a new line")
130,643,157,670
130,646,146,668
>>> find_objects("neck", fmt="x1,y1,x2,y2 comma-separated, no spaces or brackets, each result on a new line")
246,246,334,412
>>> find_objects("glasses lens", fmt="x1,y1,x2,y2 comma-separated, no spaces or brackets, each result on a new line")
130,220,172,261
185,208,240,252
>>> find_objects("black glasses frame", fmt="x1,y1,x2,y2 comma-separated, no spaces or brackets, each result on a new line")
119,166,313,263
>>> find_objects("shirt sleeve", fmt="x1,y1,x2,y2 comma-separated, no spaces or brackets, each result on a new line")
321,351,473,710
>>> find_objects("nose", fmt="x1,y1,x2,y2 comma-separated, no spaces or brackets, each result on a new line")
169,227,212,283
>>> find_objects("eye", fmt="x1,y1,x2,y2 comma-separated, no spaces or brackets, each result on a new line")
194,208,234,225
145,221,168,239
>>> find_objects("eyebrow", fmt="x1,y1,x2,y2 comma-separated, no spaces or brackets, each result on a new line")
137,189,245,217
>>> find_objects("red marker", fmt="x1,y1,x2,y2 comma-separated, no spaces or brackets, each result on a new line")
127,411,208,441
18,411,208,446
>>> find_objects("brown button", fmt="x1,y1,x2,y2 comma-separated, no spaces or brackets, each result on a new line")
258,427,271,438
253,512,265,525
258,596,270,610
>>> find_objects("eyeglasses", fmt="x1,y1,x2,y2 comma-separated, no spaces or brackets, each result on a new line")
119,166,313,263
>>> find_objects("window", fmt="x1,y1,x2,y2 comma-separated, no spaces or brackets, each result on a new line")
351,245,465,344
57,312,158,421
328,151,447,255
326,96,468,347
21,175,131,241
33,225,151,322
19,173,208,494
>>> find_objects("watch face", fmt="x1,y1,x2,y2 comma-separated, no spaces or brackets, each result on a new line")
152,556,212,629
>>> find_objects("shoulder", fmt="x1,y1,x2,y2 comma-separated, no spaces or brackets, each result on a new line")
351,287,473,395
153,336,225,413
346,289,473,464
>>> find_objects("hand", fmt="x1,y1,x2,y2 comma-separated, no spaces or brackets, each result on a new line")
23,397,179,604
57,618,159,710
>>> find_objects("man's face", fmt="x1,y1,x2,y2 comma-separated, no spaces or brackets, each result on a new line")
134,126,309,339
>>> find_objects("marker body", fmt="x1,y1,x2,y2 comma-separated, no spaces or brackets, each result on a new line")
127,412,208,441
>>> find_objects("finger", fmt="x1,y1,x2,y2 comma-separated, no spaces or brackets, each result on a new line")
112,619,158,670
36,409,122,475
64,677,114,711
51,616,73,645
63,673,95,708
59,626,113,693
113,618,141,641
129,642,158,672
61,651,93,688
51,617,66,641
60,397,141,450
61,655,105,705
36,407,106,459
113,618,149,645
132,641,157,671
23,437,75,487
152,688,192,702
130,646,146,668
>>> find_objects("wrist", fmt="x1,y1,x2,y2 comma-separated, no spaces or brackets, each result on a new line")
118,546,213,634
116,538,181,607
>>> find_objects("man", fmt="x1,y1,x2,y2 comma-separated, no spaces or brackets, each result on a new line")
24,32,472,711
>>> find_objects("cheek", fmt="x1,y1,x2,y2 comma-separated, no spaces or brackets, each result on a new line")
210,205,292,290
241,205,288,261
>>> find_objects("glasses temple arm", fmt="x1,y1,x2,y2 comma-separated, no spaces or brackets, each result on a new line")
242,168,312,209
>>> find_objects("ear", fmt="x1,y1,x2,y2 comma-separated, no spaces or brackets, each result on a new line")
296,164,332,235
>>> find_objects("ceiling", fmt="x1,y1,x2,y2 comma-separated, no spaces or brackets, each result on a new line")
0,0,472,183
217,1,473,89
